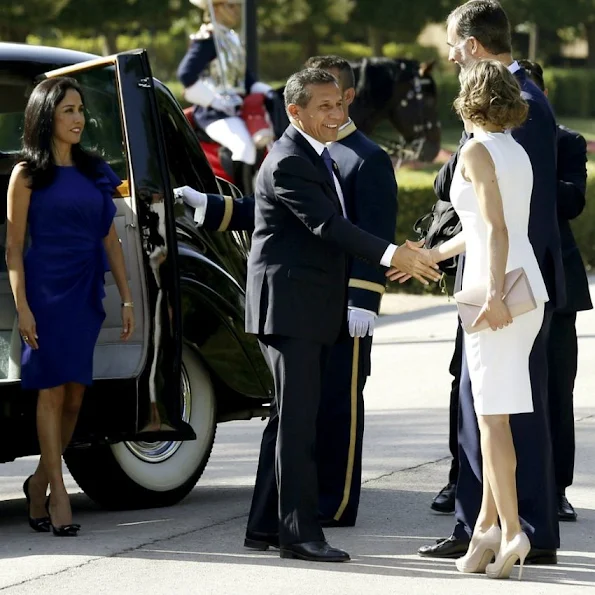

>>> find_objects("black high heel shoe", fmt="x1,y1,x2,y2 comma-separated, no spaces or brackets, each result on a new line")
23,476,50,533
45,495,81,537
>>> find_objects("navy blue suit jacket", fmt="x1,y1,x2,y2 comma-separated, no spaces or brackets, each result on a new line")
245,126,390,345
434,67,565,309
329,125,398,314
555,125,592,313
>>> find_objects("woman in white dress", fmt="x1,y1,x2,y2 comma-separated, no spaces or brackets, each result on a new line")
419,60,548,579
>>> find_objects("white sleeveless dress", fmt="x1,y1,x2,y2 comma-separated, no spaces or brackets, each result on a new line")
450,130,549,415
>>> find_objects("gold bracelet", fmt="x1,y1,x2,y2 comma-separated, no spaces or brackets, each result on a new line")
122,301,134,308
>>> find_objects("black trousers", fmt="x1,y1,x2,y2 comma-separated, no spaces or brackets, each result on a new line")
453,310,560,550
447,324,464,485
547,311,578,490
317,335,371,526
246,335,330,546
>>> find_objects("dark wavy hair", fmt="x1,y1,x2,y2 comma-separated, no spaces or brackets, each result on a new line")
21,77,100,190
454,60,528,130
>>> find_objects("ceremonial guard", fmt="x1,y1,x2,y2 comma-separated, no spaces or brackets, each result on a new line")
177,0,274,193
305,56,397,526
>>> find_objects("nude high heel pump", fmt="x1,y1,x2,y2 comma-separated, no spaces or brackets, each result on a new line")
455,525,501,573
486,531,531,580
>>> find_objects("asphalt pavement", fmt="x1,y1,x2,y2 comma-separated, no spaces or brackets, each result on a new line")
0,282,594,594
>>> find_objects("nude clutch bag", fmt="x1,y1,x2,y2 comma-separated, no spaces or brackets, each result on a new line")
454,267,537,334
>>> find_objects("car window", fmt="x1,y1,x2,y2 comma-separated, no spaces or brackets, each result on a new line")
0,79,32,154
0,113,24,154
65,66,128,182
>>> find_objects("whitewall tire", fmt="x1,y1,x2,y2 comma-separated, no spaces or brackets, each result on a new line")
65,346,216,509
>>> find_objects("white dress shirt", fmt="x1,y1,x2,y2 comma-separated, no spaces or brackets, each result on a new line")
508,60,521,74
291,124,397,267
291,124,347,217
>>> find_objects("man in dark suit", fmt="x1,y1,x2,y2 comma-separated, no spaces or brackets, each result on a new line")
175,57,398,528
518,59,593,522
243,68,439,562
416,0,565,564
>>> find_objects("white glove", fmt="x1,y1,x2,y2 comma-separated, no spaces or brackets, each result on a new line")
250,81,274,96
183,79,216,108
210,94,239,117
347,307,376,338
173,186,207,226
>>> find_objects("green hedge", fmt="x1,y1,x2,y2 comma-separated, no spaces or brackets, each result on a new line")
544,69,595,119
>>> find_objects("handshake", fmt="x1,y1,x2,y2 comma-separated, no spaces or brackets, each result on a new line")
387,240,442,286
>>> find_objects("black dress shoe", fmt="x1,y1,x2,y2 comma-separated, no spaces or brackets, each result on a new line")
520,548,557,565
430,483,456,513
244,531,279,550
280,541,350,562
558,493,577,522
418,535,469,558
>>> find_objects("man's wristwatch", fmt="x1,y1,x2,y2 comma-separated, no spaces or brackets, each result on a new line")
122,302,134,308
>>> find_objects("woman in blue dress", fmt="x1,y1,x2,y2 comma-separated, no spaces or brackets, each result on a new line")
5,77,135,536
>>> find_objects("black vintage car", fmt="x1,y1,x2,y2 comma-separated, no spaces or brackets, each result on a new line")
0,43,272,509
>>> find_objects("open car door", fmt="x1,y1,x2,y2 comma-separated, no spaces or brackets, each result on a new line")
43,51,193,443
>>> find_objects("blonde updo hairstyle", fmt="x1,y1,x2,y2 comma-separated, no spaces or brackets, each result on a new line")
454,60,528,130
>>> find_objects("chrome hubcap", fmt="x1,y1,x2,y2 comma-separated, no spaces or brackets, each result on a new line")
124,365,192,463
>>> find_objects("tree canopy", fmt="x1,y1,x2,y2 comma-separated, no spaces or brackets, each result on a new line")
0,0,70,42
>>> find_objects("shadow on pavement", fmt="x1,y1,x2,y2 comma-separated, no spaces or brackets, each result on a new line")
376,304,457,328
0,482,593,587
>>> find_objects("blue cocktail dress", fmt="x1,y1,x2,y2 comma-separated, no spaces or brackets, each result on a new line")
20,161,120,389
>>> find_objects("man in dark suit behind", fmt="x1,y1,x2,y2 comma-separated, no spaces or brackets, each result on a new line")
244,68,440,562
416,0,565,564
518,59,593,522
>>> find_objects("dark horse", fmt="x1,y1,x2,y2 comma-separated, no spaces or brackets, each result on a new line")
349,57,441,163
271,57,441,165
